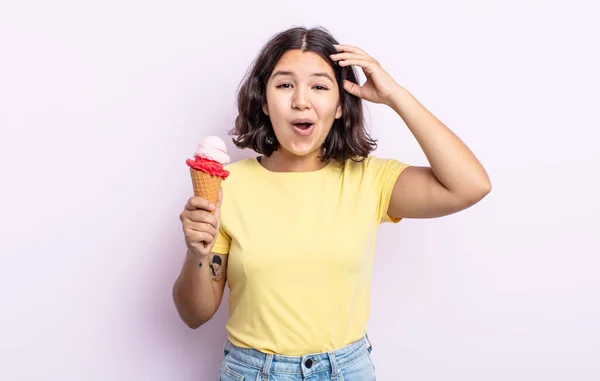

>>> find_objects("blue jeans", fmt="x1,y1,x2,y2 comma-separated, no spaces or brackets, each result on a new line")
217,335,376,380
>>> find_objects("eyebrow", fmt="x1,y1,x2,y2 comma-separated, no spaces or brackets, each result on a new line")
271,70,334,83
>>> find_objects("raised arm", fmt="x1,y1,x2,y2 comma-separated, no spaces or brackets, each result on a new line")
386,87,491,219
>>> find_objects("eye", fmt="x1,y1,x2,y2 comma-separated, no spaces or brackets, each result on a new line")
275,83,329,90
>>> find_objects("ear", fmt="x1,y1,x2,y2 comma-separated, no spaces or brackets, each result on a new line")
262,103,269,116
335,103,343,119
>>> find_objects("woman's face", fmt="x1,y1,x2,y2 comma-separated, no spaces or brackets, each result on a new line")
263,49,343,159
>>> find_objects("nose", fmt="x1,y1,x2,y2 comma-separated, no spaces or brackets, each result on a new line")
291,88,310,110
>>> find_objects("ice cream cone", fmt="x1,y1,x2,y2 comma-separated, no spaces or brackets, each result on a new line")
190,168,221,213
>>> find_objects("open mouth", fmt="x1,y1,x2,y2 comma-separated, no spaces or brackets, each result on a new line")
294,123,312,130
292,123,315,136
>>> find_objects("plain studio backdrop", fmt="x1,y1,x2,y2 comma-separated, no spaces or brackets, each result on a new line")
1,0,598,380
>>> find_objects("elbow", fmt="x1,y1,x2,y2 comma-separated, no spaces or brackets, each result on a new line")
481,169,492,195
478,179,492,199
454,179,491,208
185,321,202,330
467,179,492,205
172,283,211,330
178,311,209,330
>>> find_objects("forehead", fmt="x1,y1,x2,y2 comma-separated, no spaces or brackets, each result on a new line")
271,49,335,78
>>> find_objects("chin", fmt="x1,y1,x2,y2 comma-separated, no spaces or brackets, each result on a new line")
281,142,322,158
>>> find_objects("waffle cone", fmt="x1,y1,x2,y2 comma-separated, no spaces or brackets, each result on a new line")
190,168,222,213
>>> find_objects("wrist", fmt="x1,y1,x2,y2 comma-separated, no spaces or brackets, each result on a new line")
185,250,210,268
387,85,410,111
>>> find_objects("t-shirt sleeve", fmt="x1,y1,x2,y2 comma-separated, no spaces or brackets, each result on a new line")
211,225,231,254
366,155,411,224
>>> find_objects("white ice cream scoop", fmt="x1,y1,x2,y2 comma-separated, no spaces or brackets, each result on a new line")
194,136,230,164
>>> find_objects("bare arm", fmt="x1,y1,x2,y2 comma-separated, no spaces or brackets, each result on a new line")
173,190,228,328
328,45,490,219
172,251,228,328
387,87,491,219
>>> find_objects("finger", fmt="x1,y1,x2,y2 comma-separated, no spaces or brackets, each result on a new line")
186,209,219,227
340,59,381,77
337,58,374,68
342,79,362,98
186,221,217,236
185,230,215,244
330,52,370,62
185,196,215,212
334,44,372,58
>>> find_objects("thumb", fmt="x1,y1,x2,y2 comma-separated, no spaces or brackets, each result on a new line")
343,80,361,98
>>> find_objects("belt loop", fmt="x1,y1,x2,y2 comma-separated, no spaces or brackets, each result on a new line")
327,351,340,379
260,354,273,380
365,333,373,354
222,340,231,356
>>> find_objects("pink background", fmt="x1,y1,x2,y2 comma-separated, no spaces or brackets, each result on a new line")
1,1,599,380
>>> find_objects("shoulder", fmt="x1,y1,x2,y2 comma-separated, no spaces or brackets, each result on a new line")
221,157,258,189
339,155,404,173
338,155,410,191
224,157,256,171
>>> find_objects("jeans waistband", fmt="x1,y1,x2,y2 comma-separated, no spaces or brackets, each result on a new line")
223,335,372,379
222,335,372,379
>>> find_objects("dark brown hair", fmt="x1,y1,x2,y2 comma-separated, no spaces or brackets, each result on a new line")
229,26,377,163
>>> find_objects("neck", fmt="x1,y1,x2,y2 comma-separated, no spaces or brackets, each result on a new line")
261,149,328,173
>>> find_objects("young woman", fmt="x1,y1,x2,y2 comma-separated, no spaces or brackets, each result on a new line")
174,26,491,380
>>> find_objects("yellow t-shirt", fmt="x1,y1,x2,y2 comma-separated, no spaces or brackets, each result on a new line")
212,155,410,355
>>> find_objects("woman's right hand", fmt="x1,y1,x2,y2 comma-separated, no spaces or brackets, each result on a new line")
179,189,222,261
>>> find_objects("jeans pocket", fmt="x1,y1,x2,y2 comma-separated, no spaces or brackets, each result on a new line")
339,353,376,381
218,363,245,381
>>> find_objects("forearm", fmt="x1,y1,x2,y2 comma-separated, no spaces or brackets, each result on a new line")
172,251,220,328
388,86,491,198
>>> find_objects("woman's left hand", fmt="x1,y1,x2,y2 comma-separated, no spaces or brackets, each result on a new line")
331,44,401,106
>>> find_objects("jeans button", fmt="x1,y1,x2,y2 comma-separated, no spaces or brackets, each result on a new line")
305,359,313,368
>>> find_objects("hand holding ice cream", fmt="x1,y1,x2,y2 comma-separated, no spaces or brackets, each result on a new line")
182,136,231,256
